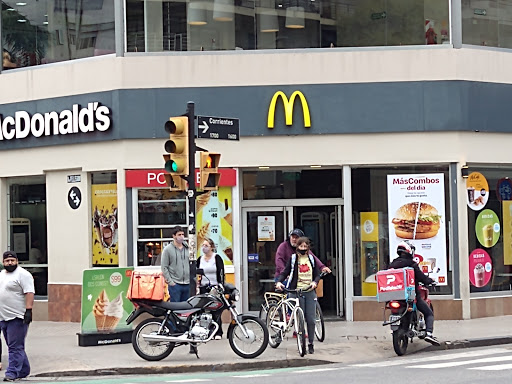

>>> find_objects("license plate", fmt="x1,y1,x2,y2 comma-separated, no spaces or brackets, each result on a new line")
389,315,401,323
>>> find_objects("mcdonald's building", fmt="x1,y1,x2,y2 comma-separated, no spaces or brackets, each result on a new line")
4,44,512,324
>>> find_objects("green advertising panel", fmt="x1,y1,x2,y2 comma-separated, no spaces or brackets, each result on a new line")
81,267,134,334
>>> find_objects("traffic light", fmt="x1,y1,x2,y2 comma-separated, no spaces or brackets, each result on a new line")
163,173,188,192
164,116,189,176
200,152,221,191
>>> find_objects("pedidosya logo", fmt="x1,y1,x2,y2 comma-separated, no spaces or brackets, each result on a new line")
0,102,111,141
110,272,123,287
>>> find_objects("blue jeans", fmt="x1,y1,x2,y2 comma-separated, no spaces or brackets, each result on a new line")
0,318,30,379
168,283,190,302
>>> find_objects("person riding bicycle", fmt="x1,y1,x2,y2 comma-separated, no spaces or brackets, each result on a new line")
276,237,320,354
274,228,331,282
388,240,440,346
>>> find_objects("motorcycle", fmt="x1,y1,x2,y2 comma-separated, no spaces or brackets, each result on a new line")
127,269,269,361
382,283,434,356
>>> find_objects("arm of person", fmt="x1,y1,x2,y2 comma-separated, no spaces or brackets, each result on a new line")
276,257,292,290
160,249,175,285
310,250,331,273
274,242,287,279
216,254,225,285
413,263,435,285
25,292,34,310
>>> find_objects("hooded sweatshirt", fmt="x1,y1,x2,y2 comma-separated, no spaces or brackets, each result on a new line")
274,238,326,279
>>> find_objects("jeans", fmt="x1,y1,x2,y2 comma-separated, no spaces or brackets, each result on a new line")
416,297,434,333
290,290,317,345
0,318,30,379
168,283,190,302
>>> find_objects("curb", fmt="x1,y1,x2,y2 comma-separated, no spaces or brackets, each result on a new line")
424,336,512,352
33,358,332,378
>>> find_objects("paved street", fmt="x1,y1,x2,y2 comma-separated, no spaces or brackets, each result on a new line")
25,345,512,384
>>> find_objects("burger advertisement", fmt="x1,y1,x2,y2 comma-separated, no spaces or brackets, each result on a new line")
387,174,448,285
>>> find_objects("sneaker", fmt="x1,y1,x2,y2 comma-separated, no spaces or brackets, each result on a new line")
214,335,222,340
3,377,16,382
308,343,314,354
424,332,441,347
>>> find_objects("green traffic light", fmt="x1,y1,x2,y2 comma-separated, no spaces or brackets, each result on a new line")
165,160,178,173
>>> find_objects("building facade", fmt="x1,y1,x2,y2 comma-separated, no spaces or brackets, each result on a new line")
2,0,512,322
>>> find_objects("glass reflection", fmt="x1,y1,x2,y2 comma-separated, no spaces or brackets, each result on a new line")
2,0,115,69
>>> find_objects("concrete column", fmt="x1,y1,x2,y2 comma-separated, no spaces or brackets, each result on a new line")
343,165,354,321
457,162,471,319
145,0,164,52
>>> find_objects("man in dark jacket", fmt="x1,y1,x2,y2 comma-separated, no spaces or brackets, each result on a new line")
274,228,331,281
388,240,440,346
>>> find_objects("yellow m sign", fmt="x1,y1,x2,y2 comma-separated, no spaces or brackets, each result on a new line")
267,91,311,129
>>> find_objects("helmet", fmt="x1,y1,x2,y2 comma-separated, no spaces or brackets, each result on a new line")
397,240,415,258
289,228,305,238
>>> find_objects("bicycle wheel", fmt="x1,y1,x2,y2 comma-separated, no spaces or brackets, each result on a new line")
314,301,325,342
259,296,280,321
266,303,283,348
294,307,307,357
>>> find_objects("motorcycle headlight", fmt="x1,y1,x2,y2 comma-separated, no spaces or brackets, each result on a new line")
230,288,240,302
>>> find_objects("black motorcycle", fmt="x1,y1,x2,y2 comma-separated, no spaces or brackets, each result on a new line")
126,270,269,361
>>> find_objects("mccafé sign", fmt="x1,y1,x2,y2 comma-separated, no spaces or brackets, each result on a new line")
267,91,311,129
0,102,111,141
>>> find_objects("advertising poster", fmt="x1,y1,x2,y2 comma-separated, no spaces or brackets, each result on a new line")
475,209,500,248
497,178,512,201
387,174,447,285
466,172,489,211
469,249,493,288
196,187,233,265
92,184,119,266
81,267,134,334
257,216,275,241
503,201,512,265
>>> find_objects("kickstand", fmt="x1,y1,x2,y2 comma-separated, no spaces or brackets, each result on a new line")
189,343,199,359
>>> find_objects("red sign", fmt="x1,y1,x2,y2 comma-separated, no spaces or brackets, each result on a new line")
376,268,415,293
125,169,237,188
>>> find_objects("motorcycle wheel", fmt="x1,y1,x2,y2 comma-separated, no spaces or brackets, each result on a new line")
392,329,408,356
228,317,269,359
266,303,283,348
314,301,325,342
294,307,307,357
132,318,175,361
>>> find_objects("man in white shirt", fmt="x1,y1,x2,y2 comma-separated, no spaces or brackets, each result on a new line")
0,251,35,382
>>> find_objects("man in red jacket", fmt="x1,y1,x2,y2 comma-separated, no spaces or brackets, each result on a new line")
274,228,331,281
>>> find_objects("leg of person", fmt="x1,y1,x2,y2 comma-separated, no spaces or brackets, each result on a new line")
168,284,180,303
3,318,30,380
178,284,190,302
416,298,439,346
214,310,223,339
0,321,4,371
303,291,317,353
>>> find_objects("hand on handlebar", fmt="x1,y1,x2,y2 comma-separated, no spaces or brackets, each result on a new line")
275,282,285,291
310,281,317,290
321,267,331,274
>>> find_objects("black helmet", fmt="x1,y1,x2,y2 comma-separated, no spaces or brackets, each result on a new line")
289,228,305,238
397,240,415,258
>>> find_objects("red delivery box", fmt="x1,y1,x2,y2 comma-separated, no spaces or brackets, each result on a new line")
376,267,416,302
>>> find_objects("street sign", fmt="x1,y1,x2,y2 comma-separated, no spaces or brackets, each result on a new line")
371,11,386,20
67,175,81,183
474,8,487,16
197,115,240,140
68,187,82,210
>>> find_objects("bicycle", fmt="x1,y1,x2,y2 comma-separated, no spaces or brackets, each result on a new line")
260,271,327,342
266,287,309,357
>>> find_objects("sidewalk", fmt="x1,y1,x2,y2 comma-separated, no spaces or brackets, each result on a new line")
3,316,512,378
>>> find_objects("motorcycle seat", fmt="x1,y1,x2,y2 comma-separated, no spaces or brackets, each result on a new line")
159,301,194,310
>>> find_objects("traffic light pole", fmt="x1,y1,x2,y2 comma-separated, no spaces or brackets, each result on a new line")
186,101,198,297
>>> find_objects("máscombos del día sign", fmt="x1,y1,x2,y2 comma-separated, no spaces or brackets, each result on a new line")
0,102,111,141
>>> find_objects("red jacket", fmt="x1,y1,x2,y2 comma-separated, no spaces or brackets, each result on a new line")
274,239,326,279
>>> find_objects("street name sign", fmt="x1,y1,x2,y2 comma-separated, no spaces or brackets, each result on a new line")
197,115,240,140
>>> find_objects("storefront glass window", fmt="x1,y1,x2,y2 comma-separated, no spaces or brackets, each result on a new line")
7,176,47,298
136,188,187,266
125,0,450,53
351,165,452,297
242,169,341,200
466,166,512,294
462,0,512,48
2,0,115,70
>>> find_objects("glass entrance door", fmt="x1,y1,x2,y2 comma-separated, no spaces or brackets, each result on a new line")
243,208,288,311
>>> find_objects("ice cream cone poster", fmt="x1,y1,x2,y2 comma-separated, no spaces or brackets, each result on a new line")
387,173,447,285
475,209,500,248
196,187,233,265
81,268,134,334
466,172,489,211
92,184,119,266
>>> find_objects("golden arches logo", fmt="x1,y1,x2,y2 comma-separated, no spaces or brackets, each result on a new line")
267,91,311,129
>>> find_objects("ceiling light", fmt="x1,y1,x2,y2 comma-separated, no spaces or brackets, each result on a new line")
259,166,270,169
7,8,16,11
17,19,27,23
16,2,27,5
310,165,322,168
43,21,49,25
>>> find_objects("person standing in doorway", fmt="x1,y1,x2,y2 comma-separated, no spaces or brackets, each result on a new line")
161,226,190,302
0,251,35,382
196,238,225,339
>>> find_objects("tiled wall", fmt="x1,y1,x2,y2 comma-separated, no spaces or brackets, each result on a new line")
48,284,82,322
